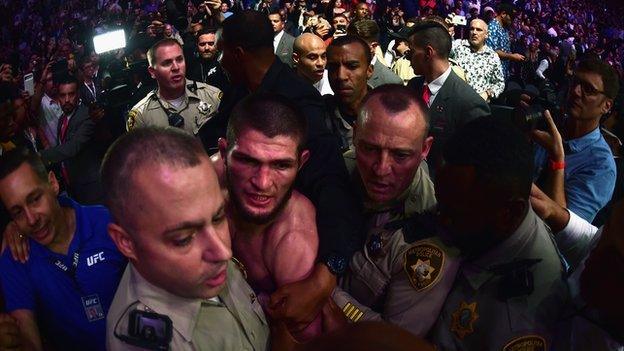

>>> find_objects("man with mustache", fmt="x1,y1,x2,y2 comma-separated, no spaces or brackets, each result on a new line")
126,38,223,137
215,92,322,341
103,128,270,350
39,75,104,204
450,19,504,102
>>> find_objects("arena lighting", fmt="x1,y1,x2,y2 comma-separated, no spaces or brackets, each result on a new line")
93,29,126,54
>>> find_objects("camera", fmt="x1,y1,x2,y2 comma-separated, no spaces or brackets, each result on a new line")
336,24,347,31
509,80,560,132
127,310,172,350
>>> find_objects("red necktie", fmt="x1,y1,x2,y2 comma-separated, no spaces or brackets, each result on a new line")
59,114,70,143
422,84,431,106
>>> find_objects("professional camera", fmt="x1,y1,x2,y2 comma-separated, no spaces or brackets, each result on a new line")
511,80,560,132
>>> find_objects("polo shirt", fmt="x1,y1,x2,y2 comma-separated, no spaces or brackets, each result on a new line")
0,196,127,350
533,127,616,222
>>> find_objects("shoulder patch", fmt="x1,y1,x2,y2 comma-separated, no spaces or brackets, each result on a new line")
126,110,138,130
403,242,444,291
502,335,546,351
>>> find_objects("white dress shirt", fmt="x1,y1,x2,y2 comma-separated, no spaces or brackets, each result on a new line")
425,66,453,107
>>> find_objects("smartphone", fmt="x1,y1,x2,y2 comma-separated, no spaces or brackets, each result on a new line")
451,15,467,26
24,73,35,96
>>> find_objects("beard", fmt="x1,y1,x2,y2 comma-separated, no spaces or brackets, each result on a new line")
226,168,294,225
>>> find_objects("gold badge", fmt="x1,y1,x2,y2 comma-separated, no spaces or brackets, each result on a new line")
126,110,138,130
502,335,546,351
450,301,479,339
231,257,248,280
342,302,364,322
404,243,444,291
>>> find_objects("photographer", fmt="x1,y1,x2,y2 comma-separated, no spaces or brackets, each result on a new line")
532,58,618,223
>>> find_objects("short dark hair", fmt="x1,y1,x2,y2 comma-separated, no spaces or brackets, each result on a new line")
328,35,372,65
55,74,79,88
347,19,380,43
221,10,273,51
226,92,308,152
443,116,533,200
268,9,284,20
577,58,620,100
408,20,452,59
147,38,183,67
359,84,430,131
101,127,207,226
0,148,48,183
197,27,218,38
496,2,515,16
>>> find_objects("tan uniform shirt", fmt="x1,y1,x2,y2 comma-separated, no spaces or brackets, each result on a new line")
429,209,569,350
106,261,269,351
126,80,222,135
333,152,461,337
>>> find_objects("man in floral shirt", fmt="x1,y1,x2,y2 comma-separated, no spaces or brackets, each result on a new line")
486,3,525,79
451,19,504,101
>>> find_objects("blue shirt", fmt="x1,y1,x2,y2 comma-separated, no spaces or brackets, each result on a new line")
533,127,616,223
0,197,127,351
486,19,511,79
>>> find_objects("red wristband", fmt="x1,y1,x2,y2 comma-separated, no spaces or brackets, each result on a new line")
549,159,565,170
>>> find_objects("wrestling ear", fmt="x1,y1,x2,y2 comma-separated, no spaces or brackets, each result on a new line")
108,223,137,261
218,138,229,163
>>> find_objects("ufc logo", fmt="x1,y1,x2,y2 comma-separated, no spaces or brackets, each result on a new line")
87,252,106,267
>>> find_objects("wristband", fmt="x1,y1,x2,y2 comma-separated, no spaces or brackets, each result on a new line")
549,159,565,170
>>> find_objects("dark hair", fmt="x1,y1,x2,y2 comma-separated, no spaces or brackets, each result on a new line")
101,127,207,225
226,92,308,152
577,59,620,99
268,9,284,20
221,10,273,51
197,27,218,38
496,2,515,16
0,148,48,183
360,84,430,131
55,74,79,88
328,35,372,65
347,19,380,43
443,116,533,200
147,38,183,67
408,21,452,59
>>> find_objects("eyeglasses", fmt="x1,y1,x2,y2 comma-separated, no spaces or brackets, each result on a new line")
168,112,184,128
571,76,605,96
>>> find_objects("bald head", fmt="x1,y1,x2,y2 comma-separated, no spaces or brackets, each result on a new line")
293,33,328,83
468,19,488,50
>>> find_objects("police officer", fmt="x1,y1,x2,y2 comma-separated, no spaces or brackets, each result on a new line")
429,116,569,350
126,38,222,136
102,128,269,350
330,85,461,337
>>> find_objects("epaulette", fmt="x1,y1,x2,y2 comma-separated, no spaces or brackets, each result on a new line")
490,258,542,300
384,212,437,244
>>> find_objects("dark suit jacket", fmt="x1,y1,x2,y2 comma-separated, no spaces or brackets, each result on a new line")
408,70,491,178
79,80,100,106
199,58,363,267
368,60,403,88
275,31,295,68
40,104,103,204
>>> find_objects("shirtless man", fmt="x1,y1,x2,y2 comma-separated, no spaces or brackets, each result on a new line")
214,92,322,341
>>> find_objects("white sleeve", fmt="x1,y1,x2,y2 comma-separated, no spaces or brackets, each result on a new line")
556,210,600,270
536,59,549,79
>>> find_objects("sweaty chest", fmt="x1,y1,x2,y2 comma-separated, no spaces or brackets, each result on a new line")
232,235,274,293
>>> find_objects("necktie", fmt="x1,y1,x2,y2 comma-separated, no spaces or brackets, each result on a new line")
59,114,70,143
422,84,431,106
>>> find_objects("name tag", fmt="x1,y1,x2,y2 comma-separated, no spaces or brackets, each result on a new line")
82,294,105,322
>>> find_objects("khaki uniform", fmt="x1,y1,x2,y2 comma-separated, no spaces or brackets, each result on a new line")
126,80,222,135
107,261,269,351
333,151,461,337
429,208,569,350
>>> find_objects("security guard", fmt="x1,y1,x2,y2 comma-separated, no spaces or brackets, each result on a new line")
102,128,269,350
107,261,269,351
331,85,461,337
126,38,222,136
428,116,569,350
